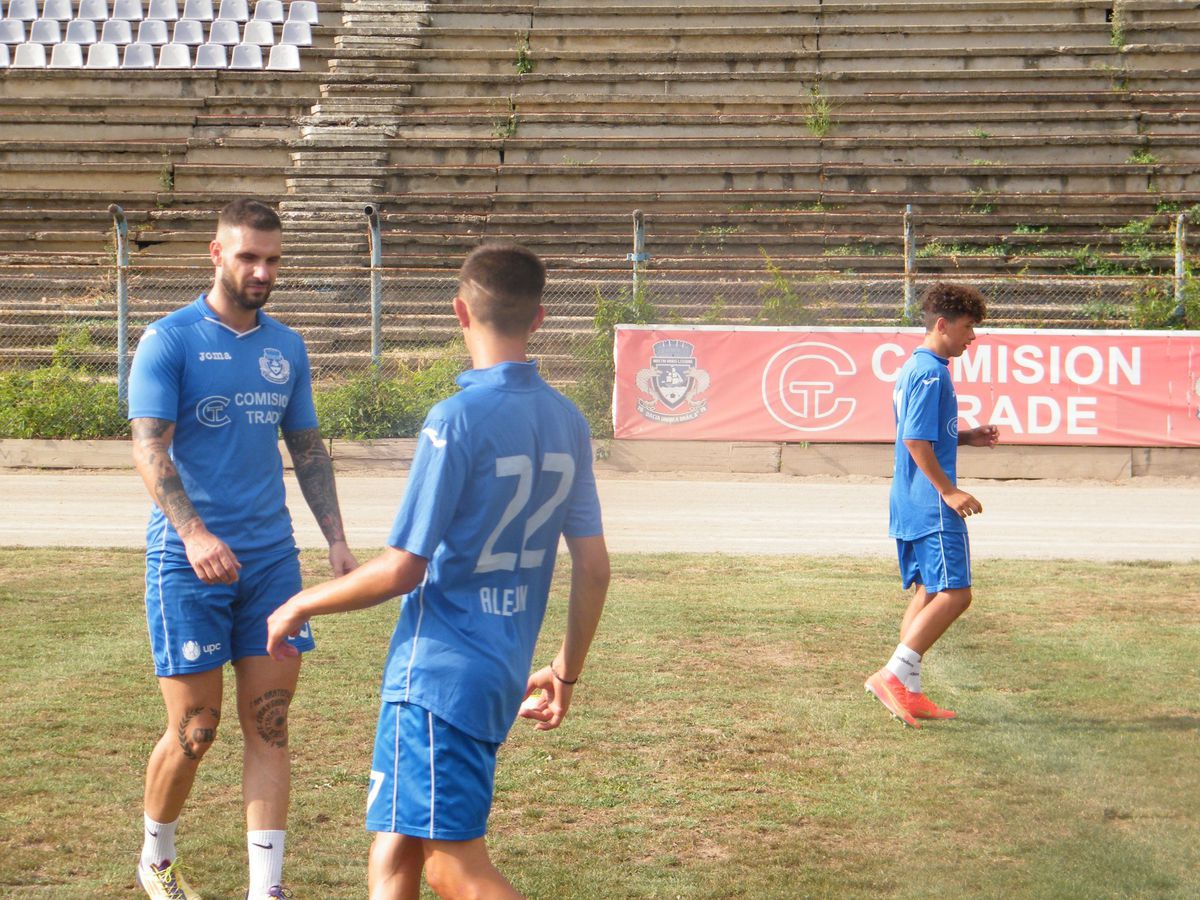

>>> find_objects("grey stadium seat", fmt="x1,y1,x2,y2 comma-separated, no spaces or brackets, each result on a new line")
286,0,316,23
265,40,295,69
182,0,212,21
241,18,271,44
28,18,61,42
41,0,72,21
85,39,119,65
121,38,153,65
77,0,109,20
171,17,202,43
99,16,131,42
193,39,224,66
278,19,307,45
206,16,236,43
12,40,45,65
111,0,143,20
156,39,188,66
228,39,259,67
251,0,281,22
49,39,83,65
0,18,25,42
65,18,98,43
216,0,247,21
6,0,36,21
135,17,167,43
146,0,178,21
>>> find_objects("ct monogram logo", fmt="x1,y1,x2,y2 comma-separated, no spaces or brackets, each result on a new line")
761,342,857,432
195,395,231,428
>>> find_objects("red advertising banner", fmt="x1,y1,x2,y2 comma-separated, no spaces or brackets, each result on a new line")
613,326,1200,446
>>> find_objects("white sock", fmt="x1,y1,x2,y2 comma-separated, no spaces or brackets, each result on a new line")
885,643,922,694
247,830,286,894
140,813,177,869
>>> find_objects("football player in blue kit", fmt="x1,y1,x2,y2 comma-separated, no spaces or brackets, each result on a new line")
128,199,358,898
865,282,999,728
266,243,611,899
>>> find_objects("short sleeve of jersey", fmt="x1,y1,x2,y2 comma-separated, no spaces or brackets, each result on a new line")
127,325,183,422
386,416,468,558
280,339,319,432
900,372,943,443
561,415,603,538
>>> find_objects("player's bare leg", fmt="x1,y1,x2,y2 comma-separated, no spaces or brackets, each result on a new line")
422,837,522,900
145,668,224,822
234,654,301,829
368,833,424,900
899,584,932,644
901,586,971,656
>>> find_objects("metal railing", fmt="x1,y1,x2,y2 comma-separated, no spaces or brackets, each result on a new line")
0,207,1192,421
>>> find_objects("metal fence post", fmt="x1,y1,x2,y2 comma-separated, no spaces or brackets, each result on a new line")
109,204,130,410
902,204,916,323
1173,212,1187,321
365,204,382,366
627,209,649,298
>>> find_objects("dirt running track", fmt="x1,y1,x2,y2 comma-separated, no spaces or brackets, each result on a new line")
1,472,1196,562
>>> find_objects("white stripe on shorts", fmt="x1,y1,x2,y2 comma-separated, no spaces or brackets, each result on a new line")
426,710,436,839
391,708,400,833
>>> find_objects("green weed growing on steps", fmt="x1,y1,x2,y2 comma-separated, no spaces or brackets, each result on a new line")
313,344,466,439
492,97,519,139
1128,147,1157,165
1110,0,1128,47
1129,275,1200,329
804,84,833,137
755,251,828,325
0,328,128,439
563,284,659,437
514,31,534,75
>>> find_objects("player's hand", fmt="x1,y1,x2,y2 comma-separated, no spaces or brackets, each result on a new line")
266,600,306,661
943,487,983,518
328,540,358,577
519,665,574,731
182,528,241,584
962,424,999,448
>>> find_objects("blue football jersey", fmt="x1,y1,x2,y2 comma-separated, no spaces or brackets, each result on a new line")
383,361,604,744
127,295,319,556
889,347,966,540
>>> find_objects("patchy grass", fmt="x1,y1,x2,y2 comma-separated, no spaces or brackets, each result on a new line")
1,550,1198,897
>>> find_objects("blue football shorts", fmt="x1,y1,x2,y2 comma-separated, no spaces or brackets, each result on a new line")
896,530,972,594
367,700,501,842
144,545,313,677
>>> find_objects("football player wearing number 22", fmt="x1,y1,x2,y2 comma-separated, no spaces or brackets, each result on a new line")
267,243,611,900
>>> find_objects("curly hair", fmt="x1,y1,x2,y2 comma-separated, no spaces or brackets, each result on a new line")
921,282,987,329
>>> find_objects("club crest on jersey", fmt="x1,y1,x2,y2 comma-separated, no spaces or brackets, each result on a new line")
635,339,710,424
259,348,290,385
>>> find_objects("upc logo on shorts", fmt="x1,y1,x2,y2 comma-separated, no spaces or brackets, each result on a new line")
195,395,232,428
181,640,220,661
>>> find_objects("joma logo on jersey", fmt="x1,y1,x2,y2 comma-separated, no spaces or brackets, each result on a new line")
198,351,232,362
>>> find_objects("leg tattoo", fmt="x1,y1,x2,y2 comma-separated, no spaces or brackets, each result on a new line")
177,706,220,759
252,689,292,749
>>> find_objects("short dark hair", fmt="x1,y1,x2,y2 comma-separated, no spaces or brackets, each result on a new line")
921,282,987,330
458,243,546,336
217,198,282,233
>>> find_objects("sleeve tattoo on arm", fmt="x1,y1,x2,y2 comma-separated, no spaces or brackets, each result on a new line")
284,428,346,544
132,417,200,534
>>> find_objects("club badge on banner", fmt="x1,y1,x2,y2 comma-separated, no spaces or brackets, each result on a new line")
613,325,1200,447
